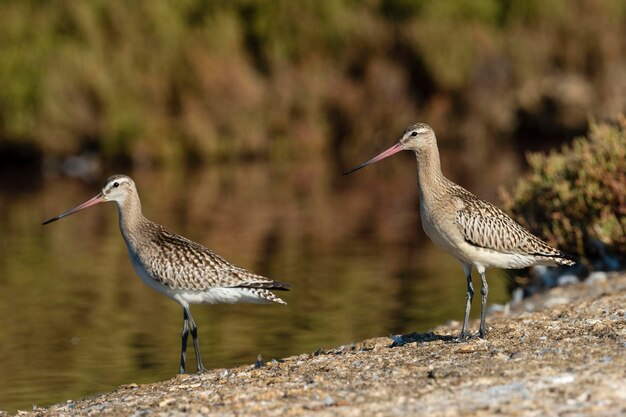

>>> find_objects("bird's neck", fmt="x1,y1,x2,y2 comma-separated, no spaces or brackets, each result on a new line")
415,145,449,203
115,192,147,243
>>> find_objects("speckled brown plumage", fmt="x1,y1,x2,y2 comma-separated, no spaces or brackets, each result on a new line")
110,176,290,304
128,220,289,298
450,184,574,264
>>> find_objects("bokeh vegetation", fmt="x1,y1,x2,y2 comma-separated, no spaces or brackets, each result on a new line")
1,0,625,167
501,119,626,269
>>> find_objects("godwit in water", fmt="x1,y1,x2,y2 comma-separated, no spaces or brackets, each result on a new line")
43,175,290,372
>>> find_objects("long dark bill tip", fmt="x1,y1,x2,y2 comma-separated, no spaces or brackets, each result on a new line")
42,213,71,225
42,193,105,225
342,161,371,176
342,142,404,176
42,216,60,226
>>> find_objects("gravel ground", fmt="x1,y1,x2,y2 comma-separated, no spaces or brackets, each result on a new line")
11,273,626,417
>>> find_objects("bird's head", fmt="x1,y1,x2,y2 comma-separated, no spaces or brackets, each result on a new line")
42,174,136,225
343,123,436,175
100,175,136,204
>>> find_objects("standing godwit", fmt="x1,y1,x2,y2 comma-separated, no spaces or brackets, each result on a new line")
344,123,575,338
43,175,290,373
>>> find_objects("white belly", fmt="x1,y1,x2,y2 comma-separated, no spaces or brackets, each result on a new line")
463,246,546,270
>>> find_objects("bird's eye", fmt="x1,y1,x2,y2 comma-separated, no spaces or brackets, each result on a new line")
113,182,119,188
411,131,417,137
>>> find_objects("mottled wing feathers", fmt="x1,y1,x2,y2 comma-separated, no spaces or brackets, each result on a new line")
451,186,569,259
138,223,288,293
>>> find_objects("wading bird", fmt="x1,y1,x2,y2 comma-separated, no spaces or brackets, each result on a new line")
43,175,290,372
344,123,574,338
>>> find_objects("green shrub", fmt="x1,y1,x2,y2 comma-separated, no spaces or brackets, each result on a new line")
500,120,626,268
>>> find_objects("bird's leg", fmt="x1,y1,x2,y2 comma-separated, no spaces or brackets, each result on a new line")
179,308,190,374
185,307,206,373
460,264,474,340
479,270,489,338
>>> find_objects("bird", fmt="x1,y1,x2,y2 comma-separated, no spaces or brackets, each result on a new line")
43,174,290,373
344,123,575,339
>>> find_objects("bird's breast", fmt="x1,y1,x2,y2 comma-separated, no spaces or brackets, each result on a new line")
419,200,461,255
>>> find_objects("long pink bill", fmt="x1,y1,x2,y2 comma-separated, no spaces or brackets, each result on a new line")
343,142,404,175
42,193,105,225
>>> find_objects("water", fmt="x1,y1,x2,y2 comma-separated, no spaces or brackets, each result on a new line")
0,157,512,412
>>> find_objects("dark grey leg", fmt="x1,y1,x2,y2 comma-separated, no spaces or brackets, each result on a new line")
460,264,474,339
179,308,190,374
479,270,489,338
185,307,206,373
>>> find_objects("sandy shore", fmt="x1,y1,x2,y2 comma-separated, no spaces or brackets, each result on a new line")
12,273,626,417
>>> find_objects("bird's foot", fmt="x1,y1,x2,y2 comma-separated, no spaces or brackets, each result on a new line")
459,330,473,340
451,331,475,343
195,365,208,374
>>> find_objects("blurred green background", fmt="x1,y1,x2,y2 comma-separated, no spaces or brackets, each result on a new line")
2,0,625,167
0,0,625,413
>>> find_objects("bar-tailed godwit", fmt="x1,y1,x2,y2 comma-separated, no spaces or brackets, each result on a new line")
43,175,290,372
345,123,575,338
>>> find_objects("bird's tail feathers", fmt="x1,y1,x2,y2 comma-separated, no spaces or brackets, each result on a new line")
535,250,577,266
236,280,292,291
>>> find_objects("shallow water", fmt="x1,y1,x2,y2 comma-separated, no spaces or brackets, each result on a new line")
0,157,513,412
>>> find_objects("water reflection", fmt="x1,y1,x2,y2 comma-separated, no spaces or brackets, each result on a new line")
0,157,511,412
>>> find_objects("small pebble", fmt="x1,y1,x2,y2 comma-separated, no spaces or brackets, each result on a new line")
550,373,575,385
586,271,607,285
512,288,524,304
129,409,150,417
488,304,506,313
158,398,175,407
457,345,475,353
544,296,570,308
524,302,536,312
557,274,579,286
575,391,590,403
389,334,405,347
254,354,264,368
